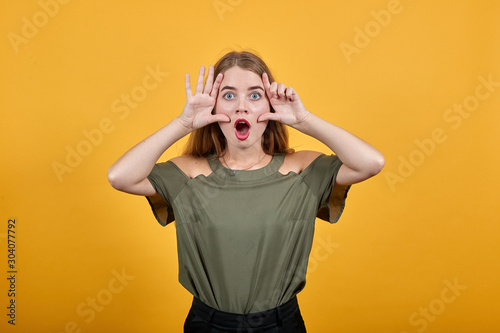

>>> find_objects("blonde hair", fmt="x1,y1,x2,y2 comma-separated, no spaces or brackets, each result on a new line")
183,50,294,157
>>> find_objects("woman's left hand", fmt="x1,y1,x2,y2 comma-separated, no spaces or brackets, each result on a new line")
257,72,311,128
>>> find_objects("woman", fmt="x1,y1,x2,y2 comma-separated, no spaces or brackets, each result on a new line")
108,51,385,332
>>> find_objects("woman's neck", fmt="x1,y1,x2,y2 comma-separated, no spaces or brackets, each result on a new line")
221,146,269,170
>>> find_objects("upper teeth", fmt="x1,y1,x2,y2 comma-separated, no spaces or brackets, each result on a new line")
238,121,246,124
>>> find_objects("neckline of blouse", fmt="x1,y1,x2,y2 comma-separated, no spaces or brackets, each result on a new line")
207,153,285,182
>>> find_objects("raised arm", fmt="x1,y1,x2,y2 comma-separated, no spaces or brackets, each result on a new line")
107,65,230,195
258,72,384,186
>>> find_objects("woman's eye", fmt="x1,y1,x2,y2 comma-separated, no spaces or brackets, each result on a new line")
223,92,235,99
250,93,261,100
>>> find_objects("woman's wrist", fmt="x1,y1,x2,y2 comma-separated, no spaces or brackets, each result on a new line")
173,116,195,137
290,110,315,133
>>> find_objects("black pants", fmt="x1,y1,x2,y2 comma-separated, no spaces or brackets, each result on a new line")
184,296,307,333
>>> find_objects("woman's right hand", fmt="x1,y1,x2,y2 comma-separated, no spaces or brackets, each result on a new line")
178,65,230,132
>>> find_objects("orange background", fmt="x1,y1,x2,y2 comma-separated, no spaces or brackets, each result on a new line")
1,0,499,332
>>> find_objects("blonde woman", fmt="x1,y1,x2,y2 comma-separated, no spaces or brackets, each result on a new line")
108,51,385,332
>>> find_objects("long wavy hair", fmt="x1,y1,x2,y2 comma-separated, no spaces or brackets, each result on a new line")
183,50,294,157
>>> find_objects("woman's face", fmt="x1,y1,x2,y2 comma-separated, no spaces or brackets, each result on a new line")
215,66,270,151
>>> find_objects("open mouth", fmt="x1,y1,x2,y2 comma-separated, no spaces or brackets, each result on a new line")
234,118,251,140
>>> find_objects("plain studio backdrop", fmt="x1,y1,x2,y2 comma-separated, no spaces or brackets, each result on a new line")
1,0,499,332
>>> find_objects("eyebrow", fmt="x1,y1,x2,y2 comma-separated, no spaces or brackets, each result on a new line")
220,85,264,91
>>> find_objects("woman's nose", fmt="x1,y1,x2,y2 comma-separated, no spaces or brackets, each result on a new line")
235,99,248,113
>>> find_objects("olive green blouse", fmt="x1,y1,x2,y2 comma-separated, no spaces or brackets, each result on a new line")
146,153,350,314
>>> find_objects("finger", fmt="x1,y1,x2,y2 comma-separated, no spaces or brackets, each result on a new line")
285,86,295,101
195,65,205,94
258,112,279,123
262,72,272,98
203,65,214,94
210,73,224,98
185,73,192,99
210,114,231,124
277,83,286,98
269,81,278,98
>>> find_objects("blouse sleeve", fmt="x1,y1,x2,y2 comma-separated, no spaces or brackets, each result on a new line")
301,154,351,224
145,161,187,226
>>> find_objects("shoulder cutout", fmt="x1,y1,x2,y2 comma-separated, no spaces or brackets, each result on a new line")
169,155,213,179
279,150,324,175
